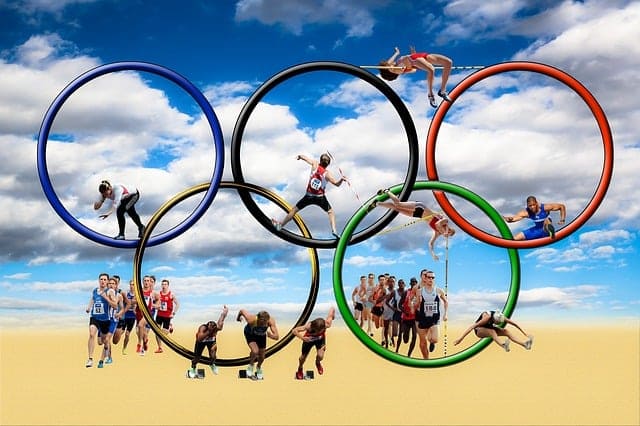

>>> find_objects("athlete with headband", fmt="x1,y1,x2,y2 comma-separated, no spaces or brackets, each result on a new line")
370,189,455,261
378,46,453,108
503,196,566,240
272,153,346,239
453,310,534,352
93,180,146,240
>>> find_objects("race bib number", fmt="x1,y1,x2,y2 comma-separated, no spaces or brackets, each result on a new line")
161,301,168,311
424,301,439,316
309,177,322,191
93,302,105,315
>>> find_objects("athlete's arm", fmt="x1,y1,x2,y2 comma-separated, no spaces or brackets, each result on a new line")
324,170,344,187
325,307,335,329
267,318,280,340
545,202,566,224
504,209,528,223
217,305,228,330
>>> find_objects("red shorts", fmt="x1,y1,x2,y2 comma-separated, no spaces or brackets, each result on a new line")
410,52,429,60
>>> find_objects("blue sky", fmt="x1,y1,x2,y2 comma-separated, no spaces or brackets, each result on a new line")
0,0,638,333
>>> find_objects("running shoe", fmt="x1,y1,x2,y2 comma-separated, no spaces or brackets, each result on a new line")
246,364,254,377
525,335,534,350
154,348,163,354
136,344,141,353
366,200,378,212
316,361,324,375
502,340,511,352
138,225,145,239
271,219,282,231
140,349,145,356
105,357,113,364
188,368,197,379
85,358,93,368
376,188,389,195
122,348,127,355
428,93,437,108
114,234,125,240
210,363,219,375
169,324,173,334
97,360,104,368
437,90,452,102
429,342,436,352
332,231,340,239
255,368,264,380
296,369,304,380
545,223,556,239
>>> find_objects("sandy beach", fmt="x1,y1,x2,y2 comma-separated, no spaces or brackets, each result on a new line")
1,324,638,425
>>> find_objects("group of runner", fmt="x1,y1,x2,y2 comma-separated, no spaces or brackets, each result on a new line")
85,273,178,368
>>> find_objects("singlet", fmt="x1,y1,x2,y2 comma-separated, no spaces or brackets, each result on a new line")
401,291,416,321
527,203,550,229
373,287,386,307
304,329,325,342
157,291,174,318
428,214,444,230
397,52,430,73
246,321,268,336
124,291,137,319
91,288,110,321
419,285,441,318
305,166,327,196
476,311,499,329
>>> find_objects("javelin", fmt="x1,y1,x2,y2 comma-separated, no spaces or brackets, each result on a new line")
360,65,485,70
326,150,361,202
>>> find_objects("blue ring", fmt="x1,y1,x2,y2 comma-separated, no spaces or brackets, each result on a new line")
36,62,224,248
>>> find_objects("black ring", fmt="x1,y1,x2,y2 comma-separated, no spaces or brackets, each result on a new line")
231,61,419,249
133,181,320,367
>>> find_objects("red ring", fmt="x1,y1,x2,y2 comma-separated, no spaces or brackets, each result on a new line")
426,61,613,249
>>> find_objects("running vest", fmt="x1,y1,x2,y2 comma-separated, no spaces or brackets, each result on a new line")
306,166,327,196
246,321,268,336
419,286,440,318
304,329,325,342
157,291,174,318
527,203,550,227
91,288,110,321
124,291,137,319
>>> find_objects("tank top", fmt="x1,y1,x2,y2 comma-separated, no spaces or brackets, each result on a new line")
305,166,327,196
157,291,173,318
91,288,110,321
419,286,440,318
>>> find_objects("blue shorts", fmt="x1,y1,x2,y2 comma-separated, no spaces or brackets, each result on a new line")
523,226,547,240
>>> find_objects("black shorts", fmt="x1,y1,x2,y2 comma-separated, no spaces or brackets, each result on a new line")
301,337,326,356
295,194,331,212
244,329,267,349
90,317,111,335
354,302,364,312
371,306,384,317
117,319,127,330
413,202,426,218
123,317,136,332
417,313,440,330
393,311,402,322
155,315,172,330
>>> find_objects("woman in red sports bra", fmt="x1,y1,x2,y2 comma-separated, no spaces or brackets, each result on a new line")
378,45,453,108
369,189,455,261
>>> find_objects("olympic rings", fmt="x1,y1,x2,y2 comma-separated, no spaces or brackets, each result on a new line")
333,181,521,368
426,61,614,249
231,61,419,249
133,181,320,367
37,61,225,249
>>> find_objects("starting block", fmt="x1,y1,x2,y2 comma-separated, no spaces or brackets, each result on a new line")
295,370,315,380
185,368,205,379
238,369,263,380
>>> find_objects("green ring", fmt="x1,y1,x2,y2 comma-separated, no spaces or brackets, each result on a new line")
332,181,521,367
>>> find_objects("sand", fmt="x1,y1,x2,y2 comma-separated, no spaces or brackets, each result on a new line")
1,324,638,425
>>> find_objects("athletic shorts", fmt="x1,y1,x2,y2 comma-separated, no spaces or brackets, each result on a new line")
155,315,172,330
417,313,440,330
108,319,118,334
301,337,326,356
371,306,384,317
413,203,426,218
295,194,331,212
523,225,548,240
123,317,136,332
354,302,364,312
244,329,267,349
90,317,111,335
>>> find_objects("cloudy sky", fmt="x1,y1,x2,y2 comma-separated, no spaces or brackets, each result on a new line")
0,0,638,340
